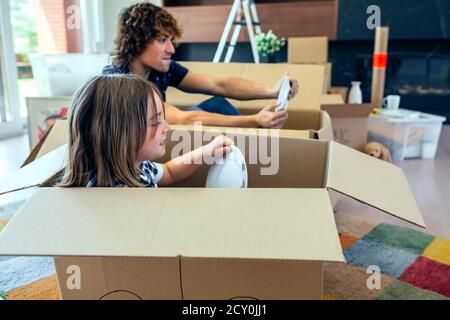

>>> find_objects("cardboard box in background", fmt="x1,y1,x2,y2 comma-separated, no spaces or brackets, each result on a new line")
323,63,332,94
287,37,331,94
320,94,344,105
167,62,326,111
237,108,333,141
288,37,328,64
0,126,425,300
328,86,349,103
26,81,334,150
151,62,335,141
321,104,374,152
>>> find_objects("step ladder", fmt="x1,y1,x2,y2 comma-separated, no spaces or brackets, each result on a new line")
213,0,262,63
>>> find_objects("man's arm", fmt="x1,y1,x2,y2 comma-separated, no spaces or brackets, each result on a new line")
165,102,288,128
177,71,299,101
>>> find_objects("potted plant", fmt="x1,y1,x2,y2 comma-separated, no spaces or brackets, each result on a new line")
255,30,286,63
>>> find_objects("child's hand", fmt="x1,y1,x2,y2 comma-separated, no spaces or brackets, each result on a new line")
203,135,235,163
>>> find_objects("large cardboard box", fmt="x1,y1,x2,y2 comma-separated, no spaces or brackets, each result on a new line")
287,37,331,93
328,86,349,103
321,104,374,152
166,61,333,139
167,62,325,111
288,37,328,64
0,126,424,300
320,94,344,105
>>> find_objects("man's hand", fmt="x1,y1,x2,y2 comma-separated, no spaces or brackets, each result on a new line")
272,74,300,100
255,103,289,129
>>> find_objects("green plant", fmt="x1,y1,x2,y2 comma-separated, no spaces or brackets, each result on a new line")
9,0,37,53
255,30,286,57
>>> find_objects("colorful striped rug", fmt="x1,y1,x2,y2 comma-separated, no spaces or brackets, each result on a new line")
0,202,449,300
324,212,450,300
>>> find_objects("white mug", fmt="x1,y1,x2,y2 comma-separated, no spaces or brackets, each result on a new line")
382,95,401,110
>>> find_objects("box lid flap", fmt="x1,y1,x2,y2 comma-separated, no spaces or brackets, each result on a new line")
0,144,67,195
0,188,345,263
36,119,69,159
321,104,374,118
325,142,425,227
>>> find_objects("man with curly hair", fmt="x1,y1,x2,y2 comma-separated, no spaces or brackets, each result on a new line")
103,2,299,128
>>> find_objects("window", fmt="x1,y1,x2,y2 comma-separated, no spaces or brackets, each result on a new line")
0,0,22,138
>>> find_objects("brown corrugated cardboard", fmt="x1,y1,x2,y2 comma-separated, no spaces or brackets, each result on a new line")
328,86,349,103
323,63,332,94
166,62,325,111
22,119,69,166
320,94,344,105
165,62,332,141
55,256,181,300
0,127,424,300
321,104,374,151
326,142,424,226
287,37,331,93
0,144,67,196
181,259,323,300
288,37,328,64
172,107,333,142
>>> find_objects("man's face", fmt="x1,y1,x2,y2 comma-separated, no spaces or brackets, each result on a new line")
138,33,176,72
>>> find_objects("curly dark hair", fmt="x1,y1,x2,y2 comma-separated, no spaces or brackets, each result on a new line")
111,2,182,68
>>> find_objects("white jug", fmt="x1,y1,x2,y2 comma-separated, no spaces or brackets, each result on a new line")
348,81,363,104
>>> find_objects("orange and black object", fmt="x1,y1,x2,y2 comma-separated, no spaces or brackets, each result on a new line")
371,27,389,108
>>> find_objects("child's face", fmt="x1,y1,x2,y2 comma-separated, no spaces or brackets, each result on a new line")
137,92,170,163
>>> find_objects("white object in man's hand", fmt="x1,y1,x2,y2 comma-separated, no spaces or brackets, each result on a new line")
275,75,291,112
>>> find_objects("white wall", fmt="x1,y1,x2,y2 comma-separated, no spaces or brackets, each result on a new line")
81,0,162,54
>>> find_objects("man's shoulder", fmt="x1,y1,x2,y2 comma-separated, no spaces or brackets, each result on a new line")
102,64,129,75
169,60,188,72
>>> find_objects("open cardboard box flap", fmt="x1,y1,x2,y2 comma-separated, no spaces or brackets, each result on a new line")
0,144,67,196
325,142,425,227
22,119,69,167
0,188,345,263
320,104,373,152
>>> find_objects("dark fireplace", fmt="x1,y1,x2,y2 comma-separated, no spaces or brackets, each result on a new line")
356,51,450,122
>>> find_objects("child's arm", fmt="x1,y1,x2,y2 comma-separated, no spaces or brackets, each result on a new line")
158,135,234,186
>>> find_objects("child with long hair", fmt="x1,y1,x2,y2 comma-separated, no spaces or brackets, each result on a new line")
46,74,233,187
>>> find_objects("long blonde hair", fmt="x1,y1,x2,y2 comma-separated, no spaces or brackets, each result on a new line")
44,74,164,187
